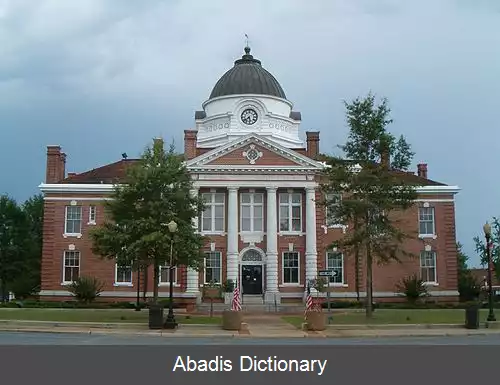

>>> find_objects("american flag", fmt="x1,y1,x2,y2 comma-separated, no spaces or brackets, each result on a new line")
304,284,314,320
231,281,241,311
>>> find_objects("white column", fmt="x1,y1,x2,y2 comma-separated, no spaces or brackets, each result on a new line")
226,187,239,284
305,187,318,293
186,188,200,301
265,187,280,304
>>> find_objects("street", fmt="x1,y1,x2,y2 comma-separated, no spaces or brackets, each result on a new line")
0,331,500,345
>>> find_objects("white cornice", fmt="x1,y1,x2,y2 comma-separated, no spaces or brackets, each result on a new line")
201,93,293,110
39,182,460,195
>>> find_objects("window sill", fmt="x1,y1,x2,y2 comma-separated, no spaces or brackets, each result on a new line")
327,283,348,288
113,283,133,287
158,283,181,287
60,282,73,286
87,222,96,226
200,232,226,236
424,282,439,287
419,234,437,239
63,233,82,239
279,284,302,287
279,232,304,236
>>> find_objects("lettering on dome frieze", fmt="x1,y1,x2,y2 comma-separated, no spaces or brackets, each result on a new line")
203,119,230,133
268,119,292,134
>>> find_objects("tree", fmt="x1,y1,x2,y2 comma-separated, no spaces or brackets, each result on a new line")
0,195,31,301
89,138,206,303
474,217,500,280
457,242,481,301
321,93,418,318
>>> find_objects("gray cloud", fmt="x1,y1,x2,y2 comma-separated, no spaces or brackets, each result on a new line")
0,0,498,265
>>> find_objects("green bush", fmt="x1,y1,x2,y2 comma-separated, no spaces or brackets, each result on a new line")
66,276,104,304
396,275,429,304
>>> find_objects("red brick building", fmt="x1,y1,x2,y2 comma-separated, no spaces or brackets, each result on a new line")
39,46,460,306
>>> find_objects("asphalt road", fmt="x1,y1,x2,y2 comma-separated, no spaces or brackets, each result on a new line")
0,331,500,345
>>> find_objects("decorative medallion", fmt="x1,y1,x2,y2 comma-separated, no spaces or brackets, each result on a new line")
242,144,263,164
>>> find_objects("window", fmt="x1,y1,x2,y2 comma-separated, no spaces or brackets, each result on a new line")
240,192,264,232
419,207,435,236
279,192,302,232
326,251,344,284
325,193,342,226
204,251,222,284
159,266,177,285
282,252,299,284
115,264,132,285
65,206,82,234
63,251,80,283
420,251,437,283
89,206,97,224
201,193,224,232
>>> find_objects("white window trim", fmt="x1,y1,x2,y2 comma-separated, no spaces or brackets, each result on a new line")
418,206,437,239
114,264,133,287
61,250,80,285
279,192,302,235
280,251,301,286
158,265,180,287
240,192,264,233
203,251,222,284
200,192,225,234
325,193,343,228
88,205,97,225
326,251,348,287
64,206,83,237
420,250,438,285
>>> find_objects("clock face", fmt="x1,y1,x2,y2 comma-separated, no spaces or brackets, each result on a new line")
241,108,258,125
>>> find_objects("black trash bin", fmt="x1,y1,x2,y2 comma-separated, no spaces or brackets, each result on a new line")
148,304,164,329
465,304,480,329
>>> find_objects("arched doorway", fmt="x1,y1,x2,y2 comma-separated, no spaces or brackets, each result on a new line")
240,248,265,295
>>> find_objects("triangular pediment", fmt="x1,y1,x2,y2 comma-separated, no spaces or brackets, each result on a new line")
186,134,325,171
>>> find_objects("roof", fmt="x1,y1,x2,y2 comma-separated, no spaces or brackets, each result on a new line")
209,46,286,100
61,153,448,187
470,268,500,286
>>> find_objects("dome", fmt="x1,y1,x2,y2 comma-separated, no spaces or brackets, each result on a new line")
209,46,286,100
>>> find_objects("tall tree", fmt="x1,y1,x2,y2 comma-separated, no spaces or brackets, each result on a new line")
0,195,31,301
321,93,418,318
457,242,481,301
473,217,500,280
89,139,206,303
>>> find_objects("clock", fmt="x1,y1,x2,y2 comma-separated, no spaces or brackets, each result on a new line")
241,108,258,125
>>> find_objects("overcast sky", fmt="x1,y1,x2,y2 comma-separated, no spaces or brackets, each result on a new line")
1,0,498,266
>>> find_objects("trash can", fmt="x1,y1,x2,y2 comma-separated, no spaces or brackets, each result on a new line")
148,303,164,329
465,304,480,329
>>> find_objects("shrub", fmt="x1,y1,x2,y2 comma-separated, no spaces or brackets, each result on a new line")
396,275,429,304
222,279,235,293
66,276,104,304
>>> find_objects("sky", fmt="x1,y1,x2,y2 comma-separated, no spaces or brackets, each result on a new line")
1,0,499,266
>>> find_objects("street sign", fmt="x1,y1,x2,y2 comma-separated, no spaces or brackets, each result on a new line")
318,270,337,277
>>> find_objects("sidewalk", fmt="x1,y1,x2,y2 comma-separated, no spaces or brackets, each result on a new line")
1,319,500,339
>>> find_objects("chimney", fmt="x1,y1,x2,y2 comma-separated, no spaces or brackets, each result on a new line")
417,163,428,179
184,130,198,160
153,137,164,152
305,131,320,159
46,146,66,183
380,151,390,169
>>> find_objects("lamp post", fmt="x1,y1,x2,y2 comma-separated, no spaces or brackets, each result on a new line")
484,222,496,322
164,220,178,329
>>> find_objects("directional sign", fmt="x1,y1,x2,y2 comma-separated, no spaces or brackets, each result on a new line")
318,270,338,277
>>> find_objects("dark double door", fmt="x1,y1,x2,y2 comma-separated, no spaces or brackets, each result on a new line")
241,265,263,295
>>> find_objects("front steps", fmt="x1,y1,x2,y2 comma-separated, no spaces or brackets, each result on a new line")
196,295,304,314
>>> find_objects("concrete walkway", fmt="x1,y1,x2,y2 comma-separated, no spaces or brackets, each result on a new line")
1,319,500,339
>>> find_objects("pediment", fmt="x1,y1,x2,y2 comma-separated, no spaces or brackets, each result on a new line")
186,134,325,171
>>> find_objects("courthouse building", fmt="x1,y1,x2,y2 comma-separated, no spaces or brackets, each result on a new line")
39,46,461,305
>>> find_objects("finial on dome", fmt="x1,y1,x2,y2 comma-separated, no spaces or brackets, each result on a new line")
244,33,250,54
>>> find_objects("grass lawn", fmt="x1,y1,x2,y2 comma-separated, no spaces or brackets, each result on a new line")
0,308,221,324
283,309,489,328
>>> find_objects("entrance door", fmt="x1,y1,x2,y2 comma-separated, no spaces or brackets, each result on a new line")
241,265,263,295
